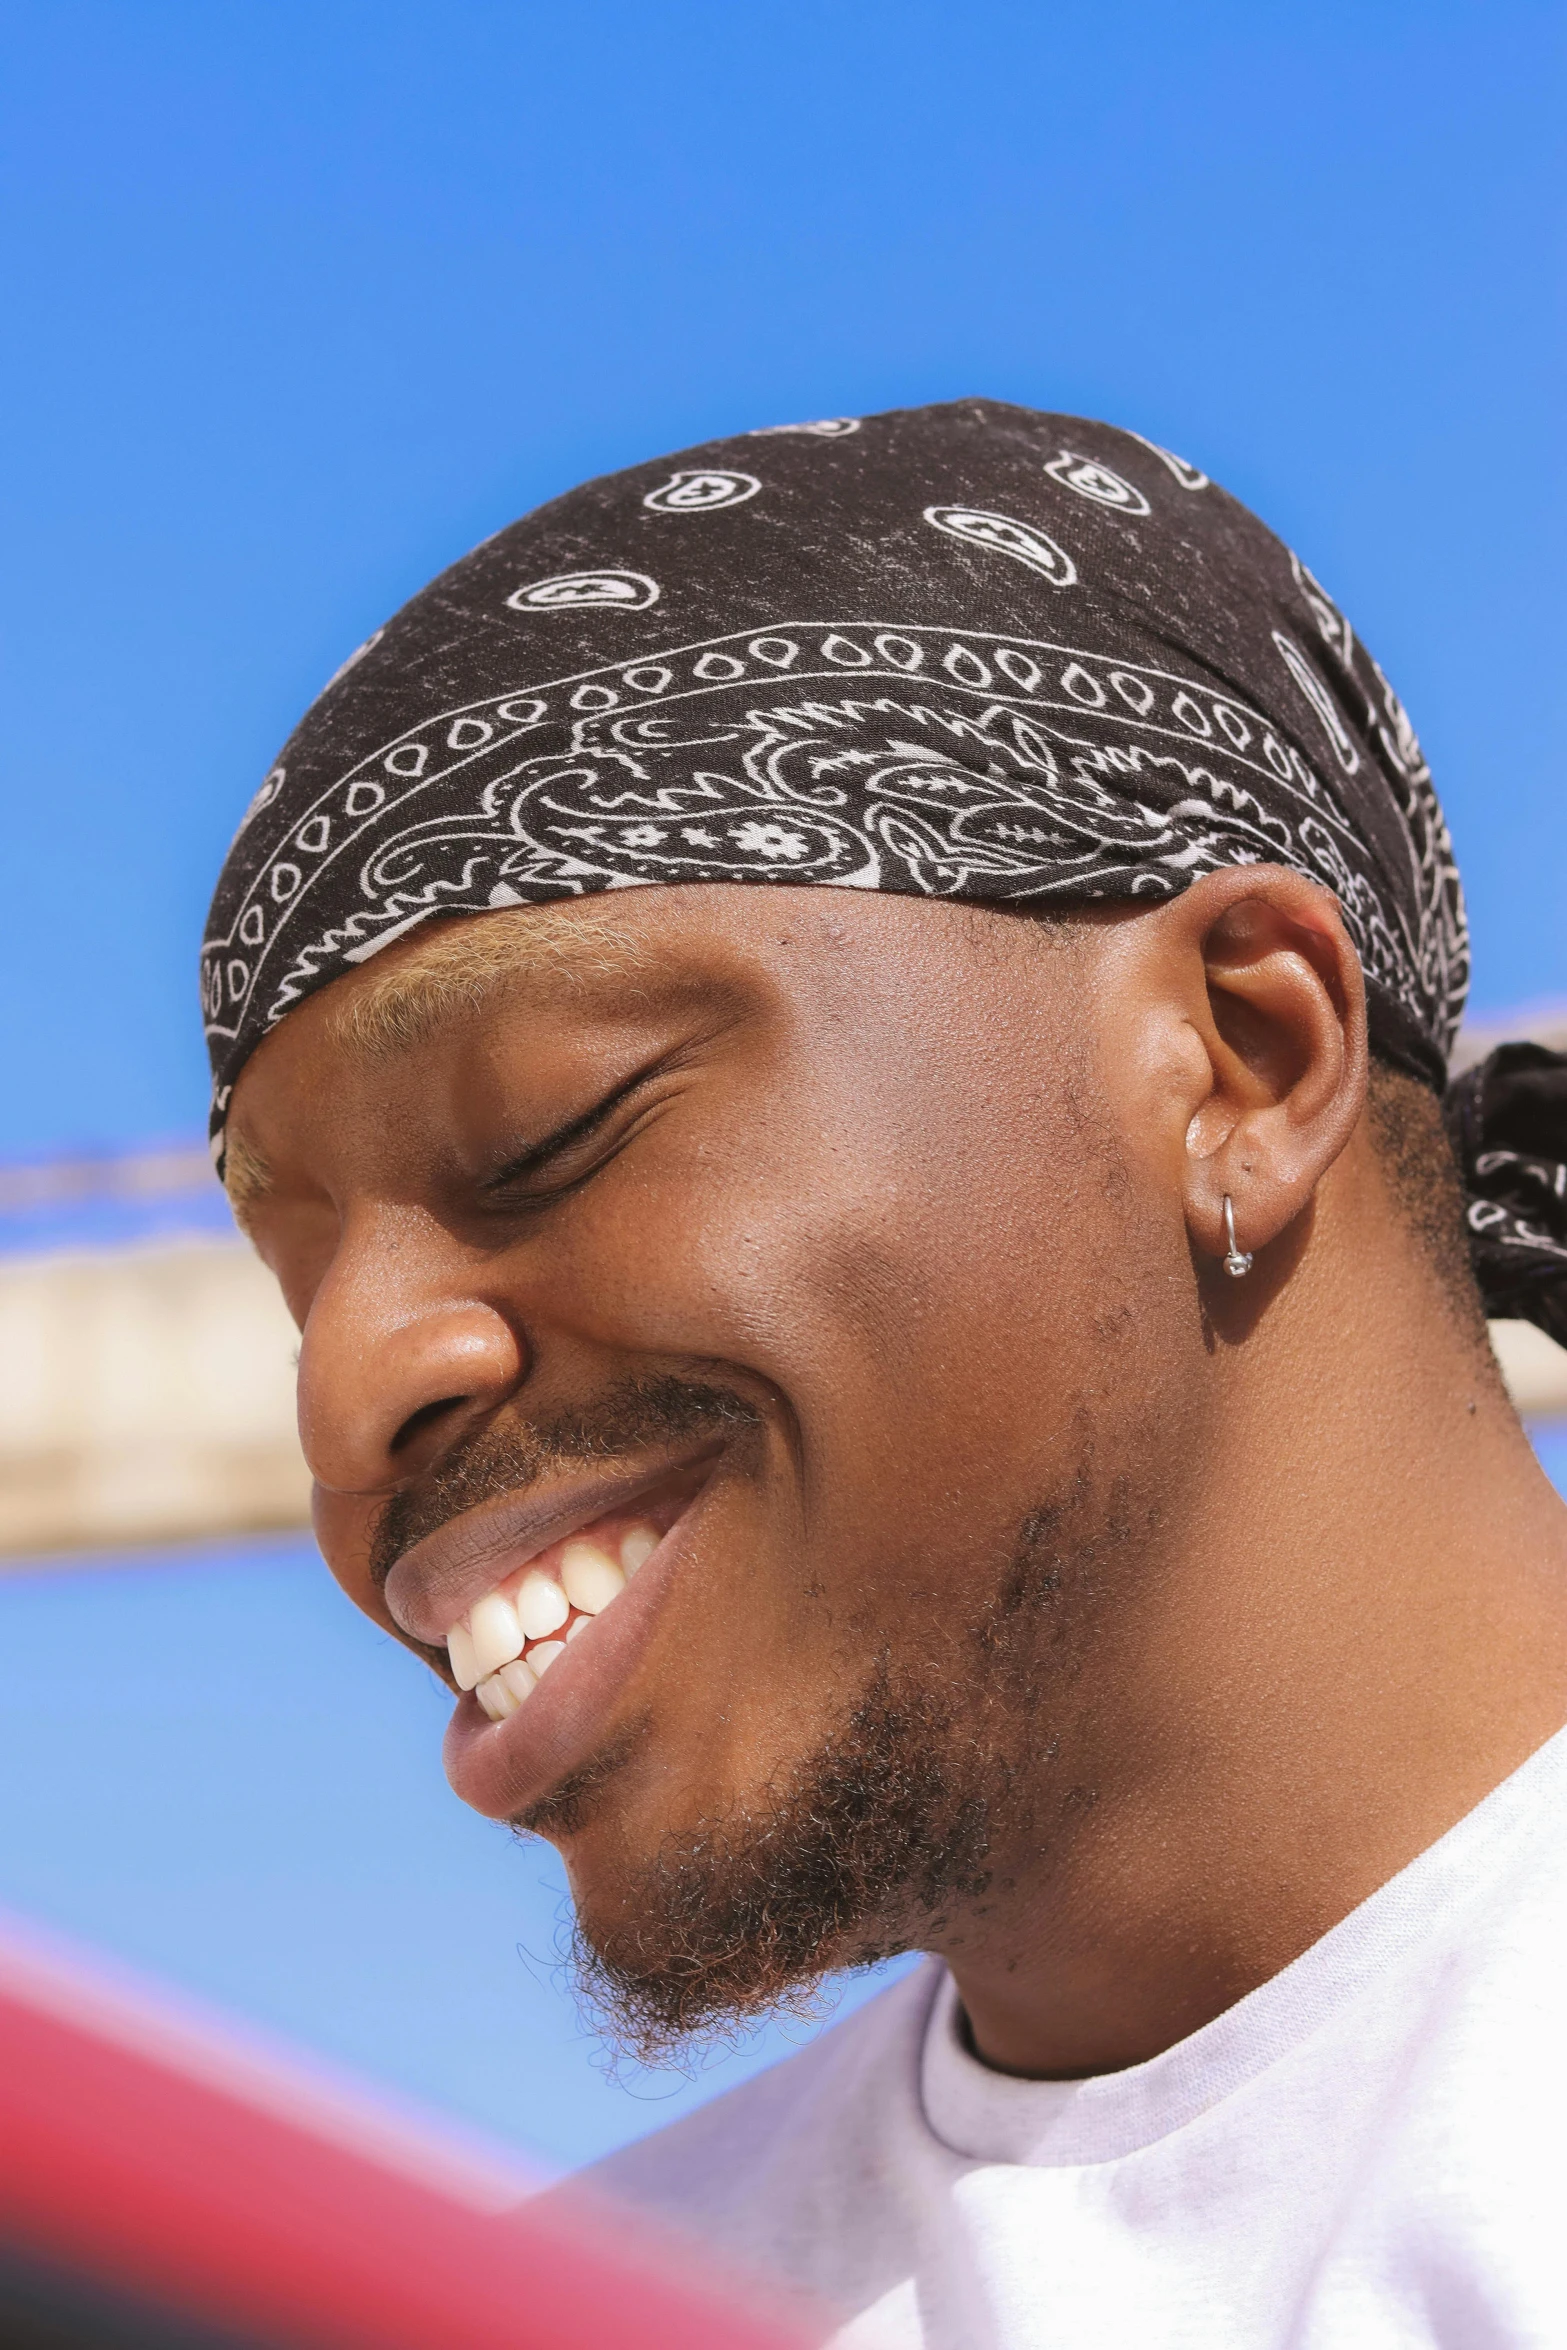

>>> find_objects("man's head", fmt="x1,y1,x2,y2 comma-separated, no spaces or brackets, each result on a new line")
225,859,1495,2057
206,400,1524,2061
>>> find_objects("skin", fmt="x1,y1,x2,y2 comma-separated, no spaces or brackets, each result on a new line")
230,870,1567,2078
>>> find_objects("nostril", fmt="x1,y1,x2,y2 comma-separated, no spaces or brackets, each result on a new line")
391,1395,470,1454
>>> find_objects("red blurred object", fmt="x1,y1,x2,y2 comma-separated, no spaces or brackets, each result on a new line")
0,1914,801,2349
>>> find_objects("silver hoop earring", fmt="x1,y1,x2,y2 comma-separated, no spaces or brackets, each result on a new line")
1222,1195,1253,1279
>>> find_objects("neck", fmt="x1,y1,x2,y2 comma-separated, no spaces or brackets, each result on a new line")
945,1174,1567,2079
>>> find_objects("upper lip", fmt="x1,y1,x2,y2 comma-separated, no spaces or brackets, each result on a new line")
382,1442,724,1648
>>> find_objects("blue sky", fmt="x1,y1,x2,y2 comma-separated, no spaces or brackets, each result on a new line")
0,0,1562,2171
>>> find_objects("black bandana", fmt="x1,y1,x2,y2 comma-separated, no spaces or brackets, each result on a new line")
202,398,1567,1331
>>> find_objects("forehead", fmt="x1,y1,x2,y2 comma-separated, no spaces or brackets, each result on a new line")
251,887,1068,1065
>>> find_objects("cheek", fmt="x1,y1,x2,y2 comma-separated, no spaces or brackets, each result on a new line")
516,1128,871,1365
541,1082,1124,1496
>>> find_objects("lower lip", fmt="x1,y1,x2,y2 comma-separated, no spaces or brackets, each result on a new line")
441,1498,698,1820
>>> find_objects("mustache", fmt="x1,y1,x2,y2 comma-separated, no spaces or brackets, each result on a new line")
367,1374,761,1590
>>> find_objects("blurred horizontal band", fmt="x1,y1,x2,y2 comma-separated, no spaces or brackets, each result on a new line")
0,1144,215,1215
0,1238,309,1558
1,1237,1563,1565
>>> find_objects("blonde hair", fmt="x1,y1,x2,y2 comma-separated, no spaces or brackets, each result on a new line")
326,904,655,1062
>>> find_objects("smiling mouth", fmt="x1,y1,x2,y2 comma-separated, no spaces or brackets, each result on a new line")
435,1465,708,1721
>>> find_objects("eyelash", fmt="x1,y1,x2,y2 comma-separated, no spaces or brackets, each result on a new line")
481,1071,664,1209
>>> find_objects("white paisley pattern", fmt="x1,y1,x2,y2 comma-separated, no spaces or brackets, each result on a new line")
1045,452,1151,516
642,470,760,513
203,400,1470,1142
923,507,1078,587
202,618,1465,1091
750,418,861,438
507,570,660,612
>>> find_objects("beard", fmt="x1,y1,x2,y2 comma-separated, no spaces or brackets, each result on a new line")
548,1659,996,2069
531,1454,1125,2070
366,1350,1161,2071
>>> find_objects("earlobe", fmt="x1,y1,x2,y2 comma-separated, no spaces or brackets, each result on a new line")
1172,866,1369,1275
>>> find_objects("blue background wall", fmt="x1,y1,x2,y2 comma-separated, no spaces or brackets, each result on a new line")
0,0,1561,2170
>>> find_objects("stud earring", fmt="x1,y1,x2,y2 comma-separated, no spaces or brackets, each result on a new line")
1222,1195,1253,1279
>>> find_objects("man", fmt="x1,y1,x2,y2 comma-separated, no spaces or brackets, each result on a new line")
204,401,1567,2344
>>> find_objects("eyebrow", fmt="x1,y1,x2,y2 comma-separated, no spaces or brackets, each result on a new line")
326,905,656,1066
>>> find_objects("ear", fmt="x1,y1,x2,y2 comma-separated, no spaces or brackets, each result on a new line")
1144,865,1369,1273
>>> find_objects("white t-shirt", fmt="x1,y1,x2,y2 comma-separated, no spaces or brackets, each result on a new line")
584,1724,1567,2346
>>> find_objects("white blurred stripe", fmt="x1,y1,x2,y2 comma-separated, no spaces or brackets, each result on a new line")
0,1236,309,1557
0,1144,214,1213
1489,1320,1567,1421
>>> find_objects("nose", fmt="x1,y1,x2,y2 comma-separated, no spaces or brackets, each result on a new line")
295,1207,527,1495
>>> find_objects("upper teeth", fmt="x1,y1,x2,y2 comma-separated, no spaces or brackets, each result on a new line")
516,1570,569,1641
445,1518,657,1720
560,1539,629,1616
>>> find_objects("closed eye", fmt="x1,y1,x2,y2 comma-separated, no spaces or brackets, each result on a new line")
480,1055,671,1202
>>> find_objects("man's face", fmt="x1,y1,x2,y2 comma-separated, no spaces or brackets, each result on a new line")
231,886,1207,2049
